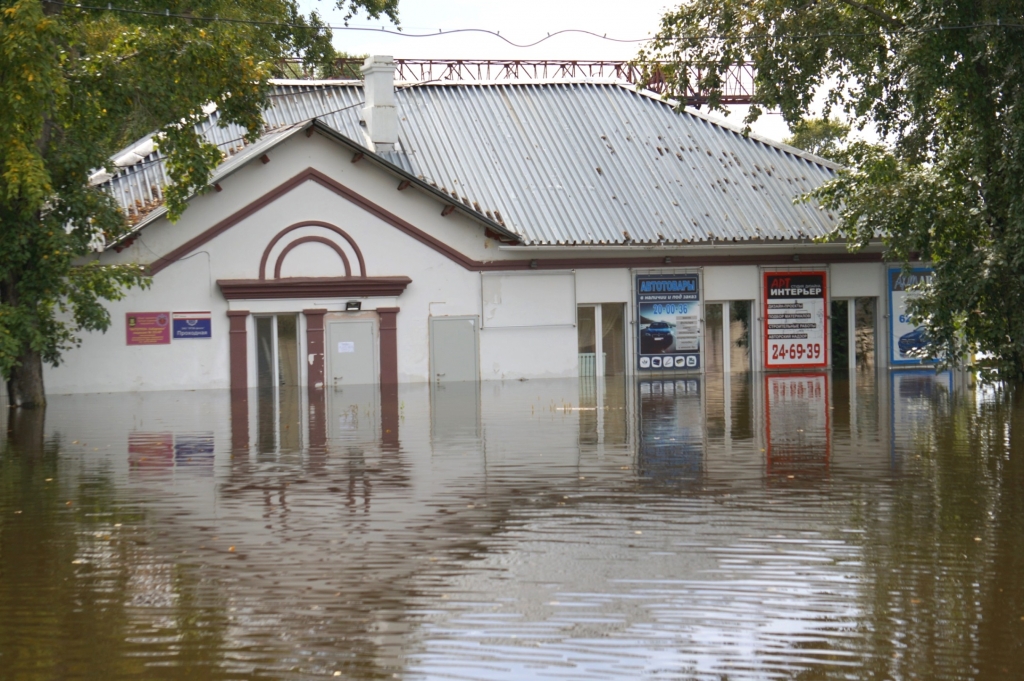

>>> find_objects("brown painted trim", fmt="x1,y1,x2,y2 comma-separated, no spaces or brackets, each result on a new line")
381,384,399,452
502,250,884,271
274,236,351,279
303,308,327,389
377,307,399,386
150,171,313,275
227,310,250,392
258,220,367,281
218,276,411,300
148,166,885,277
230,389,249,456
303,308,328,453
297,169,885,271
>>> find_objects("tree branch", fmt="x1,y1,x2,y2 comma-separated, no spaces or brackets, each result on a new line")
837,0,905,29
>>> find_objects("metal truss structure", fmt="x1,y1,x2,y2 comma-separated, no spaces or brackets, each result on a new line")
321,59,756,106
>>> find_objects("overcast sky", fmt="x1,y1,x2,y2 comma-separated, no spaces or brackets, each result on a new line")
298,0,791,141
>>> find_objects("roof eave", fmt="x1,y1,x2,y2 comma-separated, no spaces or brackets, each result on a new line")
106,118,523,251
620,82,845,173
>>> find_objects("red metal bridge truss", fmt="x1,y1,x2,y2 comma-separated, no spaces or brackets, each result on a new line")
329,59,756,105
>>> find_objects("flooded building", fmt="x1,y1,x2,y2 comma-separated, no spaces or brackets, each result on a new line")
49,55,918,396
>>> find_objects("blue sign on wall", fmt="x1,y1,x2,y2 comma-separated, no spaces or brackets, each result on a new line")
636,274,701,370
172,312,212,339
888,268,936,365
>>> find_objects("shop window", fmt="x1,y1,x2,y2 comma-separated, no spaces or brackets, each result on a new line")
578,303,627,447
577,304,626,378
831,298,877,371
855,298,877,370
255,314,301,454
705,301,752,373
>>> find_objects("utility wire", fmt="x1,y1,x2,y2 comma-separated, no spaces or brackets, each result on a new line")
47,2,652,47
48,2,1024,48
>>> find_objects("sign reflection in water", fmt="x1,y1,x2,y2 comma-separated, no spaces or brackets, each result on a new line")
765,373,831,476
2,371,1024,680
638,378,704,480
890,369,954,462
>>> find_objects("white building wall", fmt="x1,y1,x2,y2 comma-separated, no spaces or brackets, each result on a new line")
46,132,588,393
575,269,631,304
43,129,897,394
44,254,232,394
830,262,885,298
704,265,760,301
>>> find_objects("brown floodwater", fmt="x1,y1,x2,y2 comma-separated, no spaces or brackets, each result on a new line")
1,370,1023,680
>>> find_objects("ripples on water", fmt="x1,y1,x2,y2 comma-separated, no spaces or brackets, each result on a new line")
1,371,1023,680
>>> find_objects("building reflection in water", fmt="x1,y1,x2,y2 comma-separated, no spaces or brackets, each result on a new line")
15,365,1024,680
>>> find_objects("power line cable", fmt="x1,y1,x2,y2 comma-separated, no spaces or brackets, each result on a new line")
46,2,652,47
47,2,1024,48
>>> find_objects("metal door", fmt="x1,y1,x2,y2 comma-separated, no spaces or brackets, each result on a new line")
430,316,479,384
327,320,377,388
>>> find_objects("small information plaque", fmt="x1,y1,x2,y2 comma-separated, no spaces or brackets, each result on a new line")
172,311,212,339
126,312,170,345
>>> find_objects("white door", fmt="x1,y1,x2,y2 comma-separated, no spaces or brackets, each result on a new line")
430,316,479,384
328,320,377,388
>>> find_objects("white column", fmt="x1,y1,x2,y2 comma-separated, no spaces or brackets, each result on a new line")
722,301,731,376
848,298,857,372
594,304,604,378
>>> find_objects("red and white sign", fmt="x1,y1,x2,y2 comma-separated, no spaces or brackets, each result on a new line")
763,271,828,369
126,311,170,345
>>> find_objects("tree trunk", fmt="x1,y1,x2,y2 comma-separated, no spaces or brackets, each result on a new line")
7,349,46,409
6,399,45,454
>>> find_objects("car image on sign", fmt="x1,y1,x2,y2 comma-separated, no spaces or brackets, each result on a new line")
898,325,930,357
641,321,674,352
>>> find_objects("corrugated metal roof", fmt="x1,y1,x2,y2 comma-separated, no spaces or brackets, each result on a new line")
101,81,838,246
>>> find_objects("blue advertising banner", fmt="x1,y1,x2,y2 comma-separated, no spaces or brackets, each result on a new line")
636,274,701,371
172,311,212,339
888,268,936,365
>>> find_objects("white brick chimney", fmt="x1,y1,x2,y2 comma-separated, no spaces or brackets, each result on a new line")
361,55,398,153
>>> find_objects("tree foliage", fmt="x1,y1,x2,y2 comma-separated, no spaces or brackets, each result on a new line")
784,117,850,162
638,1,1024,380
0,0,397,405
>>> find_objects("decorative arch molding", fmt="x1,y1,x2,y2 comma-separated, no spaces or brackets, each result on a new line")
258,220,367,280
274,236,352,279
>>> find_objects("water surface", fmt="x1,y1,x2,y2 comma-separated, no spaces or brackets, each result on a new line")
1,371,1022,680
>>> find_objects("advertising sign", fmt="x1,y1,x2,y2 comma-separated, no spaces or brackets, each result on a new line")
765,373,830,475
126,312,170,345
636,274,701,371
888,267,936,365
172,311,212,339
763,271,828,369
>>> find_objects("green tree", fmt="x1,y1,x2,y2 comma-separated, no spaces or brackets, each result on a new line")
784,117,851,162
0,0,398,408
638,1,1024,380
